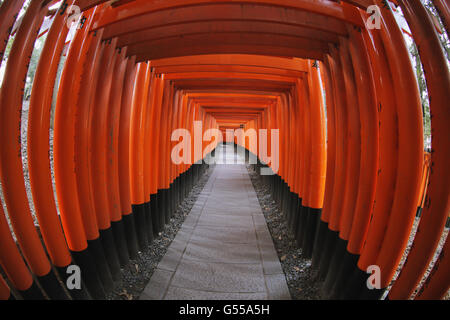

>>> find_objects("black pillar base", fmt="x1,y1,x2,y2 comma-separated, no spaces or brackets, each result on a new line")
302,208,320,259
37,268,69,300
71,247,106,299
275,176,282,206
111,219,130,267
99,228,122,282
283,186,292,222
279,180,287,213
311,220,328,270
19,280,45,300
150,193,160,236
157,189,167,231
168,182,175,218
416,206,422,217
289,197,299,235
359,286,385,300
161,188,170,225
174,176,180,209
287,192,298,232
339,266,367,300
132,203,149,251
317,229,339,280
122,213,139,260
322,237,347,297
86,238,114,294
295,204,308,248
328,250,360,299
179,172,186,201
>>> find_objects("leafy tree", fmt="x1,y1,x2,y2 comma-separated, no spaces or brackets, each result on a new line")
404,0,449,150
24,34,47,100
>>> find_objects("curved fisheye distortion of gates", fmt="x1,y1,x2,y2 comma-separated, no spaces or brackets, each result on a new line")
0,0,448,301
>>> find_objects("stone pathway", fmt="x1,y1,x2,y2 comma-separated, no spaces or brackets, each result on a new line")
139,145,290,300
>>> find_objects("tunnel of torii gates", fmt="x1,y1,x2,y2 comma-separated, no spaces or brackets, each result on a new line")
0,0,448,301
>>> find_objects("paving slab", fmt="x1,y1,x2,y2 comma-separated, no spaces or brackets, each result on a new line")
140,145,290,300
184,240,260,263
139,268,173,300
169,260,266,293
265,274,291,300
197,213,254,228
190,225,257,244
164,287,268,300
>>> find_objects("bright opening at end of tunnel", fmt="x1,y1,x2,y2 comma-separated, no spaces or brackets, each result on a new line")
170,121,280,174
0,0,447,306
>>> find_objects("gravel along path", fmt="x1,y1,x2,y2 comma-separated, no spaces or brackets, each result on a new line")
389,216,449,300
247,164,449,300
247,165,323,300
107,166,214,300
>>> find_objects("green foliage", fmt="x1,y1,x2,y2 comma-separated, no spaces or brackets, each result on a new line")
24,34,47,100
423,0,450,61
409,42,431,149
413,0,450,149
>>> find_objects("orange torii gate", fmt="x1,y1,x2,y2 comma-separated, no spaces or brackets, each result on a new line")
0,0,447,301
